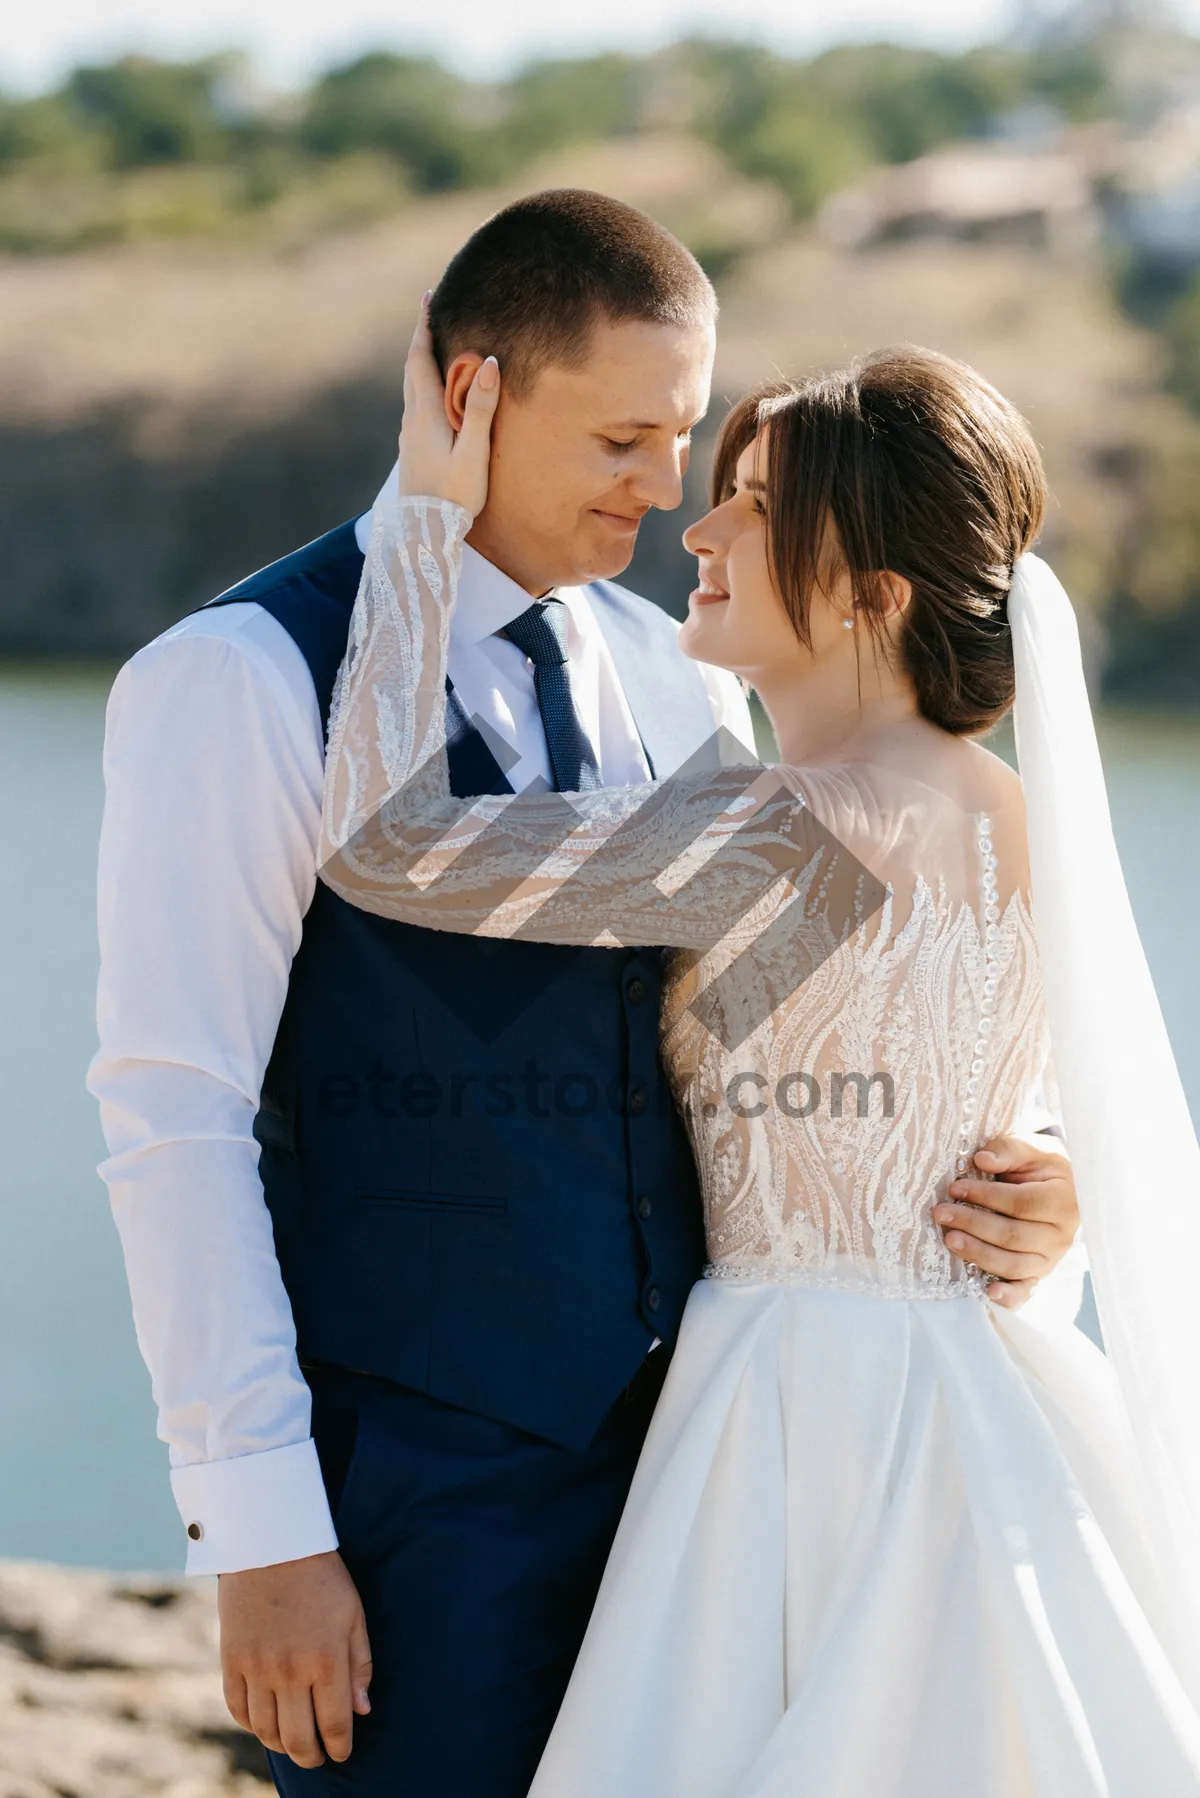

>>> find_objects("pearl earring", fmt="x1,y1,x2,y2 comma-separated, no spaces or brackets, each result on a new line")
842,615,855,631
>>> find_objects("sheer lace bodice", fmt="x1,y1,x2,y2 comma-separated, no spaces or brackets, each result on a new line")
319,490,1055,1299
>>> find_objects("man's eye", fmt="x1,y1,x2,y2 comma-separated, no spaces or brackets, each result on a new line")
604,438,639,454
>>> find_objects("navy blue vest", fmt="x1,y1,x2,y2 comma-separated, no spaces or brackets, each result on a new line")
205,520,715,1451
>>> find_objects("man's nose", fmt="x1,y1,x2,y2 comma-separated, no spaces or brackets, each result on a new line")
628,440,688,512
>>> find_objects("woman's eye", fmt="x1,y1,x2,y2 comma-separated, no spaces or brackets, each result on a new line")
752,496,767,518
604,438,639,454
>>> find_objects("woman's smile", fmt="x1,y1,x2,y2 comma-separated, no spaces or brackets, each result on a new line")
689,579,730,606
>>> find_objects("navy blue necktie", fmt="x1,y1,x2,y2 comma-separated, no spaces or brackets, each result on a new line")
504,598,601,792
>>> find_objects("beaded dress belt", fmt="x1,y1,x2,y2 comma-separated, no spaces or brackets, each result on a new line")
702,1261,992,1301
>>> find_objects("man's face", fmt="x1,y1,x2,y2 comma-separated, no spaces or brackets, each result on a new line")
464,315,716,595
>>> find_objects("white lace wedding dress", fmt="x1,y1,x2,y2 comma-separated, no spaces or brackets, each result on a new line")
318,493,1200,1795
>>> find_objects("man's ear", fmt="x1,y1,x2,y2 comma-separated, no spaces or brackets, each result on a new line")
444,353,486,432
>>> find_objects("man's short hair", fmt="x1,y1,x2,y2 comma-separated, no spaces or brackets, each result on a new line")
429,188,716,397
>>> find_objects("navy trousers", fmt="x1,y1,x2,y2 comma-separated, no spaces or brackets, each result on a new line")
268,1352,669,1797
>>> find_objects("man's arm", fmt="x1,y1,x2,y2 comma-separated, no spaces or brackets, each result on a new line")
88,610,370,1765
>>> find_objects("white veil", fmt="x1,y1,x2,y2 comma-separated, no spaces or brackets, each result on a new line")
1011,554,1200,1687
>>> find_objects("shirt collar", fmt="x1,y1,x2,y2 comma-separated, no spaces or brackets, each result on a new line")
358,463,586,650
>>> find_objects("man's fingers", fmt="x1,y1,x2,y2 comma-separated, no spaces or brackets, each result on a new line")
942,1228,1049,1282
974,1132,1067,1183
973,1132,1032,1174
946,1175,1059,1222
312,1661,356,1764
987,1276,1040,1311
275,1684,326,1770
222,1669,251,1734
934,1196,1059,1253
245,1682,284,1756
349,1609,374,1715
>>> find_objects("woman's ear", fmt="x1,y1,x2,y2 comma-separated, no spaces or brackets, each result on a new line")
443,352,486,432
878,571,914,620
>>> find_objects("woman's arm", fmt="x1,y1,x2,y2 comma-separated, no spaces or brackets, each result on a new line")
317,306,861,953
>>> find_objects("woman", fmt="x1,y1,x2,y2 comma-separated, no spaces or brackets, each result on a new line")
317,314,1200,1793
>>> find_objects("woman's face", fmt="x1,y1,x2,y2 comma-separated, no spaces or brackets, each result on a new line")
679,431,852,685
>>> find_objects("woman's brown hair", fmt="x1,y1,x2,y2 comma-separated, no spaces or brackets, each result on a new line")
710,348,1047,736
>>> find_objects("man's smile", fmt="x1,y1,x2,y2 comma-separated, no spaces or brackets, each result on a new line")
591,507,648,533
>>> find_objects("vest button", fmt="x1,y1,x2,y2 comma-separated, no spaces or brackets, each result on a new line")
628,1085,647,1115
627,978,648,1004
637,1194,653,1220
646,1286,661,1312
186,1522,204,1542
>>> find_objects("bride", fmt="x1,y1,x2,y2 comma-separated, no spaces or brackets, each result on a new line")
316,310,1200,1793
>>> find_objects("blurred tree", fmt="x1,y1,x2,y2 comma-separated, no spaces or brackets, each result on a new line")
1165,275,1200,413
300,53,495,191
658,42,870,218
803,45,1027,164
0,94,96,172
502,55,643,161
65,55,234,167
1028,43,1113,118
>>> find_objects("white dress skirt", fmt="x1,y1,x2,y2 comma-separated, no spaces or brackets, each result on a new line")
528,1278,1200,1798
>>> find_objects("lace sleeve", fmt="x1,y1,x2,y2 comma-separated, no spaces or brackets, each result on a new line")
318,490,883,952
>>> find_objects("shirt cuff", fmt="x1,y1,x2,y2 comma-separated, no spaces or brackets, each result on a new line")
170,1439,338,1575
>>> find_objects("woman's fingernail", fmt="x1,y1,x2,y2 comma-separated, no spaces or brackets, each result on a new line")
946,1232,963,1250
478,356,499,390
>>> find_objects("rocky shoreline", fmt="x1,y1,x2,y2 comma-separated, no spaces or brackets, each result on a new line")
0,1560,271,1798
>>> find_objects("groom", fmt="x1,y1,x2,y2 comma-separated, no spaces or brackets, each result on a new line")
90,189,1081,1797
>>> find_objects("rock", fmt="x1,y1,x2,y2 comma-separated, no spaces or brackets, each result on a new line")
0,1561,271,1798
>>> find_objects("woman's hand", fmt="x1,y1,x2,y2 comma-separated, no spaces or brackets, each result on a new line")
397,295,499,517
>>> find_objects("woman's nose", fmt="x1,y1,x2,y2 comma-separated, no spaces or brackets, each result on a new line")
683,503,721,557
683,503,734,557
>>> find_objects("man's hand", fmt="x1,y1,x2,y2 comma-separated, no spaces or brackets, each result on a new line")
219,1550,372,1769
934,1132,1080,1311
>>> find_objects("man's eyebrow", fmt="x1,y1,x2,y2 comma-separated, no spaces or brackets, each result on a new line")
599,414,709,432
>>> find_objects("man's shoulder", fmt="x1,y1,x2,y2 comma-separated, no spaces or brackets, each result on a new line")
586,576,756,755
207,518,364,613
587,574,676,618
128,518,365,726
587,575,686,645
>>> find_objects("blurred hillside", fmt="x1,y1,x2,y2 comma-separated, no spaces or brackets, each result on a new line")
4,26,1200,698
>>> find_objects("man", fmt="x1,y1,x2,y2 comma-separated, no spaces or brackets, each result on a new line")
89,189,1080,1797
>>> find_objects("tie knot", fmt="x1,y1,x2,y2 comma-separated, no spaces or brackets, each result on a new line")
505,598,570,668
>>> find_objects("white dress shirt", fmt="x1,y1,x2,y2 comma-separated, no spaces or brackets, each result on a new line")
88,487,756,1576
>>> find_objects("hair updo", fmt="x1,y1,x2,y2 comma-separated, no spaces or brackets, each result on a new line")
710,347,1047,736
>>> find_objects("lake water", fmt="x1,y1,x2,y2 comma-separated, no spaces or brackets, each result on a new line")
1,667,1198,1573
